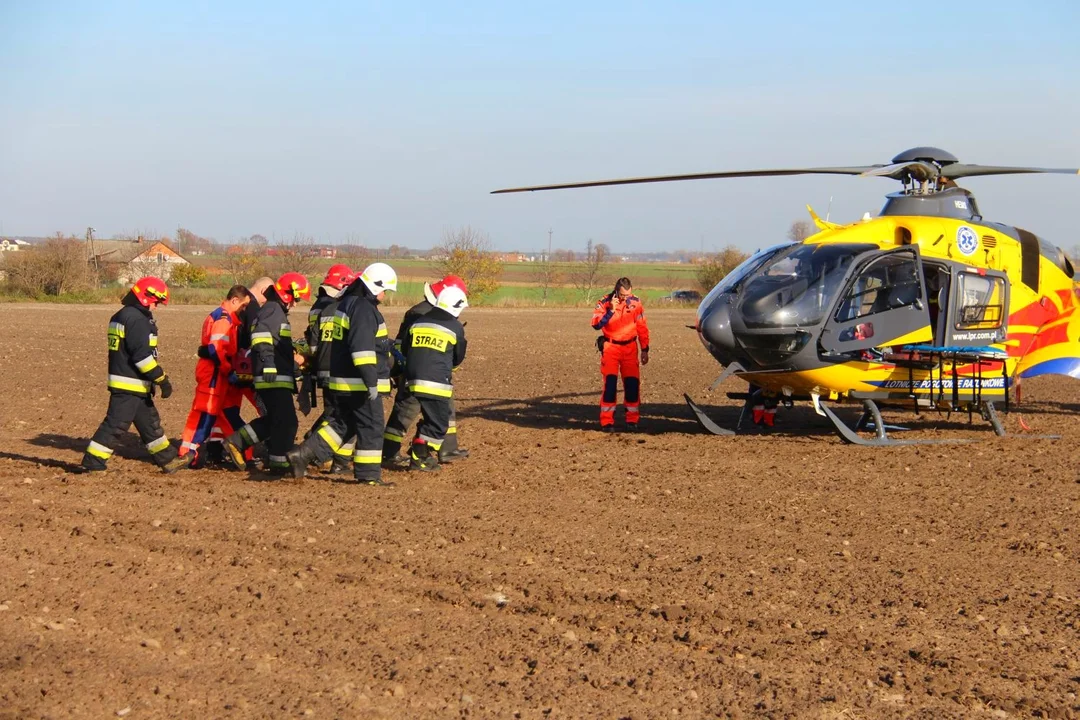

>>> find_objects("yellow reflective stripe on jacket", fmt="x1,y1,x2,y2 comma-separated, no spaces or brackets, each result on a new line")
326,377,369,392
134,355,159,373
377,379,391,392
108,321,126,337
409,379,453,397
108,374,152,393
279,324,292,338
251,331,273,346
352,350,376,366
376,322,388,338
253,379,296,390
149,334,158,348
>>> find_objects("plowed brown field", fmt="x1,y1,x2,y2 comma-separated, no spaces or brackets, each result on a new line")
1,304,1078,719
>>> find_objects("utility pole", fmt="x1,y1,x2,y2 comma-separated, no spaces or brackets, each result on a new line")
86,227,99,283
547,227,553,262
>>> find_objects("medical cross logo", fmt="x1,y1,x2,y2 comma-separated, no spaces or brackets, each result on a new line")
956,225,979,256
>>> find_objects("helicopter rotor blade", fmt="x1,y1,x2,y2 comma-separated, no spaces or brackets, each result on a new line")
940,164,1080,179
859,160,940,182
491,166,880,194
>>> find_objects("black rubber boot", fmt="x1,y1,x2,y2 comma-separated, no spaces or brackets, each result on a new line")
438,448,470,463
286,444,317,479
409,443,441,472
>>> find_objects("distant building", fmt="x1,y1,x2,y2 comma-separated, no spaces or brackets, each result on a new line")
87,237,191,284
0,238,30,253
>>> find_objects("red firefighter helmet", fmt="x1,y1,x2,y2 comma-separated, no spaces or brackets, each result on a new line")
424,274,469,305
275,272,312,304
132,276,170,307
322,264,354,290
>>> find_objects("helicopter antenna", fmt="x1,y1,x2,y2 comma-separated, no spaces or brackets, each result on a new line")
826,196,833,222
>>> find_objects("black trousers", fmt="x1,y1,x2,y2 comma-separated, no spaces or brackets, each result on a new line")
383,384,458,459
301,391,384,482
413,394,451,454
236,388,297,470
82,392,176,470
305,389,355,459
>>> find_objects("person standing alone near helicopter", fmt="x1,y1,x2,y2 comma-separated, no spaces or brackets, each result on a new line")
592,277,650,431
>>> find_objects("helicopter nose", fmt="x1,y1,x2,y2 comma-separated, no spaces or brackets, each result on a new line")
697,296,737,361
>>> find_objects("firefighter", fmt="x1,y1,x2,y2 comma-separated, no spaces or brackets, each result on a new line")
401,283,468,471
592,276,650,431
382,274,470,469
223,272,312,474
162,285,251,472
301,264,355,473
286,262,398,485
81,276,178,472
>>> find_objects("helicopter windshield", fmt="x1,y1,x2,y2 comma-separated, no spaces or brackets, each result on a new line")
696,243,790,319
737,243,876,329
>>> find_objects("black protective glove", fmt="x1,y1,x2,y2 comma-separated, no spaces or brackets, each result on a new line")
196,345,212,360
263,369,277,384
595,335,608,354
297,376,313,416
368,386,380,402
157,376,173,399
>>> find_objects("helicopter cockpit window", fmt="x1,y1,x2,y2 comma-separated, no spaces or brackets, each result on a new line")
696,242,790,322
737,243,875,329
834,250,922,323
956,272,1006,330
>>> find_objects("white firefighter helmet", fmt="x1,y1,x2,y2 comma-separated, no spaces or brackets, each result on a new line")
436,284,468,317
359,262,398,296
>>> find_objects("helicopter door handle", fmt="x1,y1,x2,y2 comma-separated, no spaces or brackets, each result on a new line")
913,298,924,310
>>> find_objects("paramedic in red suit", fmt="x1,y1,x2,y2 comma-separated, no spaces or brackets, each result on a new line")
591,277,650,431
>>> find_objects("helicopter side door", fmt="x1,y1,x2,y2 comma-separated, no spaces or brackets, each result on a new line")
944,268,1009,346
819,246,933,354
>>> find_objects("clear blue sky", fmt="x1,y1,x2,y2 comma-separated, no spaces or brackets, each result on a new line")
2,1,1078,253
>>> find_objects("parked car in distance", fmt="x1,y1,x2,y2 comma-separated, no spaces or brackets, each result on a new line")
660,289,702,304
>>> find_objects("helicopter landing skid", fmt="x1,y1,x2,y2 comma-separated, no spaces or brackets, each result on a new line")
822,399,974,446
684,394,736,436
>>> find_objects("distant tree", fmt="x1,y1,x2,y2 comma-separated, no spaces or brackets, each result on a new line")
552,248,576,262
787,220,816,244
338,243,370,268
1,233,91,296
433,226,503,303
595,243,611,264
222,246,266,285
530,256,562,305
267,233,320,279
696,246,749,293
176,227,213,255
572,239,608,303
249,234,269,248
168,263,209,288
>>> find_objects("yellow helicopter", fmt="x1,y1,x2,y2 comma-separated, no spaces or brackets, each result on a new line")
493,147,1080,444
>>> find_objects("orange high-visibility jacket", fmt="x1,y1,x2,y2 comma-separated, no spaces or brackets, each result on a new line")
592,294,650,349
196,307,240,388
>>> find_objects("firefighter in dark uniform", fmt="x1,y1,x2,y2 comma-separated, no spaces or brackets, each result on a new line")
81,276,178,472
223,272,311,474
402,283,468,472
302,264,355,473
287,262,398,485
382,274,470,468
